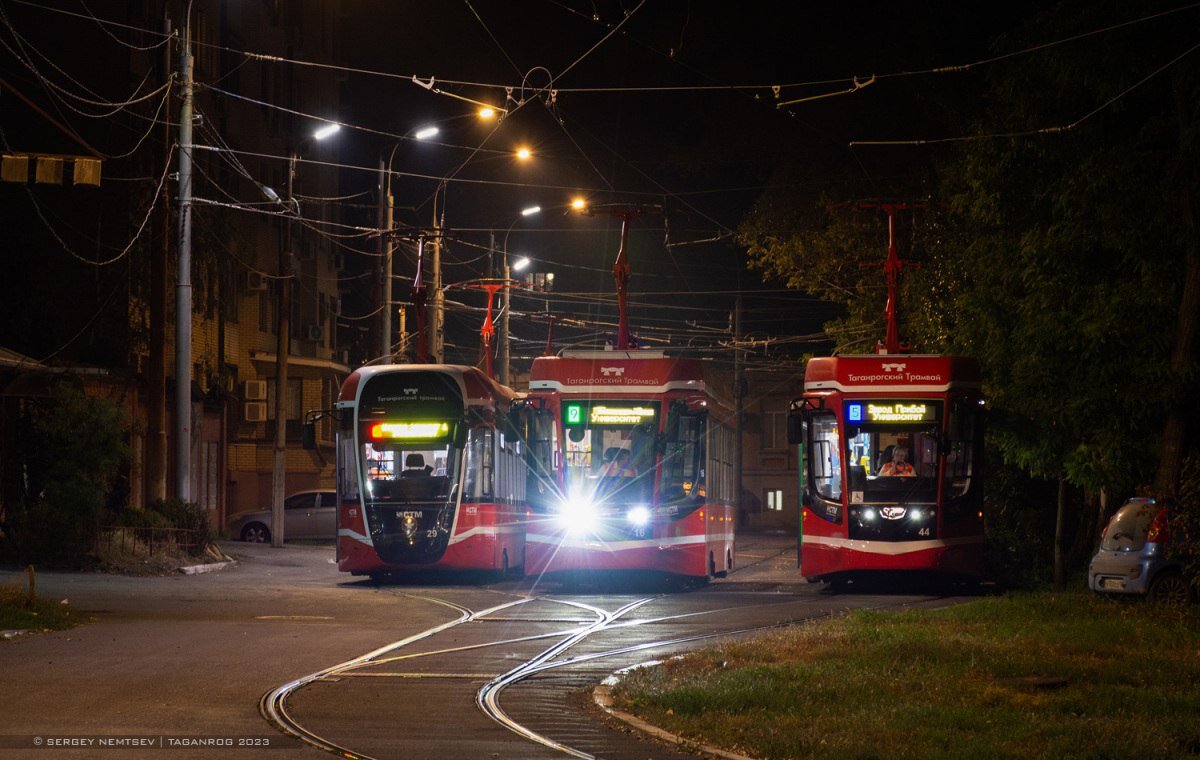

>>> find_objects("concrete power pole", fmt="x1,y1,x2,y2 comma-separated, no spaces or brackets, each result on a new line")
271,156,296,548
146,14,171,506
430,194,444,363
378,159,393,361
174,14,195,503
733,295,745,527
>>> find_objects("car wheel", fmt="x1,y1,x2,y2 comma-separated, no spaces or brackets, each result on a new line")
241,523,270,543
1147,570,1191,605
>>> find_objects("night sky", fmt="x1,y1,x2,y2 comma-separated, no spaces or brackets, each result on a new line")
0,0,1042,375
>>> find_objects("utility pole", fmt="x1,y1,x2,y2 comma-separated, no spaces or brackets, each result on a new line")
147,14,171,506
733,295,745,527
430,192,444,363
271,156,296,548
377,159,392,361
174,12,195,503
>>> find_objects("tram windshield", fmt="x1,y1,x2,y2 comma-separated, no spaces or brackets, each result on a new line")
842,400,941,504
561,399,658,506
361,438,460,503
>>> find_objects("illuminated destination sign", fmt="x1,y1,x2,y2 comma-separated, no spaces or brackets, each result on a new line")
563,402,657,427
846,402,938,424
369,421,451,440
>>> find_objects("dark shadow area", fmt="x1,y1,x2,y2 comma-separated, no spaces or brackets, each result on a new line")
528,569,707,595
820,571,994,597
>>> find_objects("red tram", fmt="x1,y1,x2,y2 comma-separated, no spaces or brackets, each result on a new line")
787,203,986,585
523,350,737,579
333,365,527,578
789,355,986,584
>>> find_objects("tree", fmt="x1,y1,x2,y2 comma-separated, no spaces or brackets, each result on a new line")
738,0,1200,583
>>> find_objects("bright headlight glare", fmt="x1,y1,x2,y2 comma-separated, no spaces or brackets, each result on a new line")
863,508,877,521
627,506,651,527
557,499,596,533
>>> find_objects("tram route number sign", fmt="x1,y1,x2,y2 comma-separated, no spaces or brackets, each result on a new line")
846,401,937,424
563,401,657,427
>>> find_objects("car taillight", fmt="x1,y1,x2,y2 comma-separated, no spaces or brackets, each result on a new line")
1146,508,1169,544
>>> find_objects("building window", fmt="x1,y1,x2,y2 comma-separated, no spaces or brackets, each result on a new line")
760,411,788,451
766,489,784,511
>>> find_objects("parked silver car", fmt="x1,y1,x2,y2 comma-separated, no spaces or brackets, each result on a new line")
227,490,337,543
1088,497,1192,604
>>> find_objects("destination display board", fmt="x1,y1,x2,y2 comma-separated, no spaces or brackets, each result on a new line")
562,400,658,428
845,401,940,425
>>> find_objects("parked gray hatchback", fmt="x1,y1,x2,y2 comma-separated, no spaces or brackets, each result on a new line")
1088,497,1192,604
226,490,337,543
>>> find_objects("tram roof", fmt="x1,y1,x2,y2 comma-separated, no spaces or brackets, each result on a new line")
804,354,981,395
338,364,519,408
529,349,732,407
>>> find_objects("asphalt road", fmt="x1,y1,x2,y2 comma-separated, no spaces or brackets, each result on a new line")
0,532,970,759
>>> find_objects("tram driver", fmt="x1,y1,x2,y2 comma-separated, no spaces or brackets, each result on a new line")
878,447,915,477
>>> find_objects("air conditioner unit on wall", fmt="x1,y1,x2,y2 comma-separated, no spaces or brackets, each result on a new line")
243,379,267,400
246,271,267,291
306,325,324,342
243,401,267,423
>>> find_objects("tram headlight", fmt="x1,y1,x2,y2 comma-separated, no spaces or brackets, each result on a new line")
910,507,922,521
626,506,651,528
862,508,877,522
557,498,597,533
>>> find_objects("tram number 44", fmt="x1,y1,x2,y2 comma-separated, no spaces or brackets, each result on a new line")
917,528,931,537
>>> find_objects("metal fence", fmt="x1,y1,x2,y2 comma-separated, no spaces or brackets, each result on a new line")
98,526,205,558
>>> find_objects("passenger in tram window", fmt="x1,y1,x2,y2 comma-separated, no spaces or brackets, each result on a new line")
401,452,433,478
603,448,637,477
368,464,391,480
879,447,915,477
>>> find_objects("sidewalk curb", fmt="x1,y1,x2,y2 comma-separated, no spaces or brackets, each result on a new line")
178,560,236,575
593,677,759,760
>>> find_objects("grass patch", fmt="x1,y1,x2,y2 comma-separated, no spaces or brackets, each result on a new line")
0,584,84,632
612,592,1200,759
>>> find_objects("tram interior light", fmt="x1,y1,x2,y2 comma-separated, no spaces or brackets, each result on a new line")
626,506,651,527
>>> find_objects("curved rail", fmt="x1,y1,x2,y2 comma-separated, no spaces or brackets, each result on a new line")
260,594,535,759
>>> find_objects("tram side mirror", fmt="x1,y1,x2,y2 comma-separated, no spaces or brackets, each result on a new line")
301,421,317,450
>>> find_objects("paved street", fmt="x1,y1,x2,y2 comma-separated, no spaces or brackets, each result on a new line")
1,532,969,759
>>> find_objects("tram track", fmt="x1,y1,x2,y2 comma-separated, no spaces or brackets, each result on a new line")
261,587,957,759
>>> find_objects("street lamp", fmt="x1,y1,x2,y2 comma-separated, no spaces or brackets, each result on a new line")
270,120,339,548
499,205,540,386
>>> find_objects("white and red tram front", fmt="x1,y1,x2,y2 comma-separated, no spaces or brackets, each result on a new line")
524,350,736,579
792,355,986,582
334,365,526,577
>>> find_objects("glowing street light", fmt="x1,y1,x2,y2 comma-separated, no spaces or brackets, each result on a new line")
521,205,541,217
313,122,340,141
415,126,439,140
478,106,497,121
512,256,531,272
516,146,532,161
571,197,587,211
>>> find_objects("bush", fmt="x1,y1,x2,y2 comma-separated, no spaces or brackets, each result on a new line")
0,383,130,568
147,499,213,557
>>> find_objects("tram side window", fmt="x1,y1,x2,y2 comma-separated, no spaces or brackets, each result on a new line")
526,409,556,510
464,428,494,502
810,413,842,501
494,428,525,504
337,414,359,502
662,414,706,501
945,401,979,499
